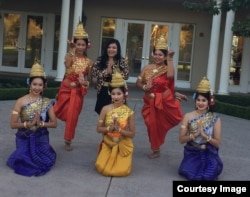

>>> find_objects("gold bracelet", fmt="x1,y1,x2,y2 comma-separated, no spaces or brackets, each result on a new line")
176,96,181,102
206,135,212,142
67,52,74,57
23,121,27,128
167,57,173,61
39,121,45,127
84,81,90,88
106,126,110,131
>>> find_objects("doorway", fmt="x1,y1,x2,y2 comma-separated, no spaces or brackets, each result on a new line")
1,12,45,73
121,20,172,83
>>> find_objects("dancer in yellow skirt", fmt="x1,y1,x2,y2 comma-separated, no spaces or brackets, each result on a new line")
95,71,135,176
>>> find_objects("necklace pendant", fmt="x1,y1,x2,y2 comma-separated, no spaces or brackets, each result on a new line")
153,69,158,73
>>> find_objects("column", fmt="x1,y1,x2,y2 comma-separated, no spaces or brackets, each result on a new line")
207,0,222,92
73,0,83,31
218,10,235,94
55,0,70,81
238,38,250,93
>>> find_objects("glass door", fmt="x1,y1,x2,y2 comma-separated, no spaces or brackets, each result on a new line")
125,21,146,79
1,12,44,73
123,20,170,82
2,13,21,70
25,15,44,69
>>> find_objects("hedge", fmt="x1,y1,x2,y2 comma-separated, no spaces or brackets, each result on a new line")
0,88,58,100
215,94,250,120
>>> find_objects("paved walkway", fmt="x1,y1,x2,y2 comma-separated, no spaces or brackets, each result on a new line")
0,85,249,197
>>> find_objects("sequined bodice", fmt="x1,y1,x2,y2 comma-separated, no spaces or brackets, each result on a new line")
21,97,52,122
188,112,219,144
105,105,134,129
65,57,91,77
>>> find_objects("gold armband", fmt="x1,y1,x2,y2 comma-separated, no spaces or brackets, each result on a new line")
180,124,186,129
12,110,19,115
98,119,104,123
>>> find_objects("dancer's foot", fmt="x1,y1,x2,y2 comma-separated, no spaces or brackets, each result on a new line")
148,149,160,159
65,140,73,151
175,92,187,102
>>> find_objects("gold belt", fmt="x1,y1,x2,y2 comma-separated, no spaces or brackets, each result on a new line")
146,89,170,99
103,82,110,87
107,135,124,143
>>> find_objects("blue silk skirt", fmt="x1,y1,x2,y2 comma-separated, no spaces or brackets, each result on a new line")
7,128,56,176
178,143,223,180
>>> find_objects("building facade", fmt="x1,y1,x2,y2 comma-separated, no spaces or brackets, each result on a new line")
0,0,250,93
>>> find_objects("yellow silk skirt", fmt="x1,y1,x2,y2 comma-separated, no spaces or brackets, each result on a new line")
95,135,134,177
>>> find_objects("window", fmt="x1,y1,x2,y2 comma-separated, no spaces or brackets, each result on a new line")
229,36,243,85
177,24,195,81
100,18,116,55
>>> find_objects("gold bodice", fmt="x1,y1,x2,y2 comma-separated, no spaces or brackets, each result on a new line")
21,97,51,122
141,65,168,83
65,57,91,77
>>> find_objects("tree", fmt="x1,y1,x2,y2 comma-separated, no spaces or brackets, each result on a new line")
183,0,250,37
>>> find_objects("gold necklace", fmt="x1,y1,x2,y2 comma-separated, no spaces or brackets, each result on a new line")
153,65,158,73
29,95,42,119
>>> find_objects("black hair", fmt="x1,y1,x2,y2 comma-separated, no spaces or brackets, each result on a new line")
194,92,215,112
108,86,127,105
152,48,169,65
98,38,122,70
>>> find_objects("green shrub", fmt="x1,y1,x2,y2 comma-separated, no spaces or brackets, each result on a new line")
0,77,61,88
0,88,58,100
215,94,250,120
215,94,250,107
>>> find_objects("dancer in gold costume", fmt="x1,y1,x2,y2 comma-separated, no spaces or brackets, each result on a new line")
54,21,93,151
7,61,57,176
95,71,135,176
178,77,223,180
136,35,187,159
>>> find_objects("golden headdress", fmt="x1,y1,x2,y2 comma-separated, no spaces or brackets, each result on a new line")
196,76,211,93
110,70,125,87
155,34,168,50
73,21,88,39
29,59,45,78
